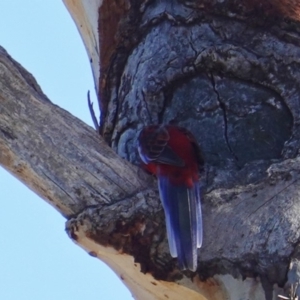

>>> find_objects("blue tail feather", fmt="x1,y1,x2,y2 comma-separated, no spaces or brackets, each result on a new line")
158,176,202,271
194,182,203,248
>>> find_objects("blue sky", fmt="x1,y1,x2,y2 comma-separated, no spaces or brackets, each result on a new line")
0,2,132,299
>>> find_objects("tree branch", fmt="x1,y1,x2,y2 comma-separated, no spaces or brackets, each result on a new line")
0,46,146,216
62,0,100,92
0,46,211,299
4,0,300,297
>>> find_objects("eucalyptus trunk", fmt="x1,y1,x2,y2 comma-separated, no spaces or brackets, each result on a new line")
1,1,300,299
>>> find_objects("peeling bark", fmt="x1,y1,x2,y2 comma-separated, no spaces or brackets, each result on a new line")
84,0,300,299
2,0,300,299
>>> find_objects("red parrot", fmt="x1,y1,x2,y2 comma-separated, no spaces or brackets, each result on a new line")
138,125,204,271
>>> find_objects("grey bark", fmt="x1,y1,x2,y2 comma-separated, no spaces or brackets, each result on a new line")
96,0,300,299
2,0,300,299
0,46,148,217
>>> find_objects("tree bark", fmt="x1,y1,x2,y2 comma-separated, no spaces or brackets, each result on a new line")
0,46,207,299
2,0,300,299
80,1,300,298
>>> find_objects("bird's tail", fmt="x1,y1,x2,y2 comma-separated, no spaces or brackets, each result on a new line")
158,176,202,271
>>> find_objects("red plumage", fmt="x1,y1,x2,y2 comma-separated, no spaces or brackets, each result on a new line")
138,125,204,271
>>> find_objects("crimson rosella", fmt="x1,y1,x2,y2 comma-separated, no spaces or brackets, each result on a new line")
138,125,203,271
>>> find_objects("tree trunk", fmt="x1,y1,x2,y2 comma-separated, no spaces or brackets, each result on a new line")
1,0,300,299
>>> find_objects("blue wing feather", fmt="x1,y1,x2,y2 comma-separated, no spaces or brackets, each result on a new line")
158,175,202,271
